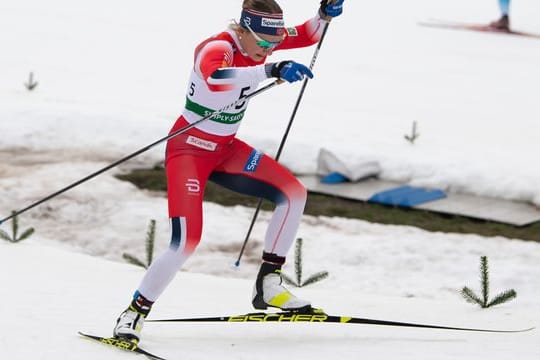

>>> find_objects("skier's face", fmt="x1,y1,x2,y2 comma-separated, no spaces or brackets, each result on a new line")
240,27,283,61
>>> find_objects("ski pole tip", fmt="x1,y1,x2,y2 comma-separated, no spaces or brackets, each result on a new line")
232,260,241,268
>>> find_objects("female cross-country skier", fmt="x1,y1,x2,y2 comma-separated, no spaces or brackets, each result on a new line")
113,0,345,342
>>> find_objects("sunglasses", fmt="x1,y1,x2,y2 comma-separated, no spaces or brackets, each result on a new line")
244,24,283,50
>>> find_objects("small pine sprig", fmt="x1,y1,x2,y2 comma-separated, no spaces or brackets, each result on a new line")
122,219,156,269
461,286,483,305
301,271,329,287
460,256,517,308
282,238,329,288
0,211,35,243
145,219,155,266
487,289,517,307
481,255,489,306
24,72,38,91
404,121,420,144
281,272,298,286
295,237,303,285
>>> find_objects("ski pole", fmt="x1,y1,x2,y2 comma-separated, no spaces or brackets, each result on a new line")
234,13,334,267
0,80,281,226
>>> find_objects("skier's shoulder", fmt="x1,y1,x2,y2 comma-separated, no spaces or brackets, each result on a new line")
194,31,236,57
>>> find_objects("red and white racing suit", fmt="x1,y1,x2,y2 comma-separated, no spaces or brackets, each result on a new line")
138,14,326,301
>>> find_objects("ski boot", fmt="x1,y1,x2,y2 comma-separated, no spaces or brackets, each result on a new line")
252,252,312,313
113,292,153,342
489,15,510,32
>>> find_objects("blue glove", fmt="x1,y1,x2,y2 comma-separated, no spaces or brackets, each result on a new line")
320,0,344,18
271,61,314,83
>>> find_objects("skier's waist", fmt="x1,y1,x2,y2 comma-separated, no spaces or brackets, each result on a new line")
169,116,236,146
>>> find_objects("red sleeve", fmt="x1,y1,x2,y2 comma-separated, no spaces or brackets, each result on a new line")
275,15,326,51
193,39,268,92
194,40,234,86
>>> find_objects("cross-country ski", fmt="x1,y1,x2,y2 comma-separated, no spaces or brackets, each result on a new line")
78,332,166,360
419,19,540,40
146,310,535,333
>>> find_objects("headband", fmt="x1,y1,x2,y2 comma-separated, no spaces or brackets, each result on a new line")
240,9,285,36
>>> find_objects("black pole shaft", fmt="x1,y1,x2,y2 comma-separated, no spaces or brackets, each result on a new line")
234,21,332,267
0,81,280,225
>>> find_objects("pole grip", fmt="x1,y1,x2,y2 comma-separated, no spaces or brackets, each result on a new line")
321,0,337,22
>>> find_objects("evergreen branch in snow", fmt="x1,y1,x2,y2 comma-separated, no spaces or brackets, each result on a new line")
24,72,38,91
480,256,489,307
283,237,329,288
122,253,147,269
461,286,483,306
295,238,303,285
488,289,517,308
122,219,157,269
404,121,420,144
0,211,35,243
16,228,35,242
281,273,299,287
145,219,156,266
461,256,517,308
302,271,329,287
0,229,10,241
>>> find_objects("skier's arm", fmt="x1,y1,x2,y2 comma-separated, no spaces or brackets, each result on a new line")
195,40,267,92
276,0,344,50
275,13,327,50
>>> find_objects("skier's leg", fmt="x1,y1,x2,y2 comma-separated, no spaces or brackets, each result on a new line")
211,139,310,311
499,0,510,16
136,154,210,300
114,153,212,341
212,140,307,257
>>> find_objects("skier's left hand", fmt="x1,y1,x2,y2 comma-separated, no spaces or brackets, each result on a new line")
270,61,314,83
320,0,344,19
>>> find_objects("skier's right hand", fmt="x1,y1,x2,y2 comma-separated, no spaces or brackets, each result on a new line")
270,61,314,83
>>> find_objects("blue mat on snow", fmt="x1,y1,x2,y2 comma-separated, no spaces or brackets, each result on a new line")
368,185,446,207
320,172,350,184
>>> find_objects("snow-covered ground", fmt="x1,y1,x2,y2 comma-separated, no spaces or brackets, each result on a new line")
1,238,539,360
1,0,540,359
